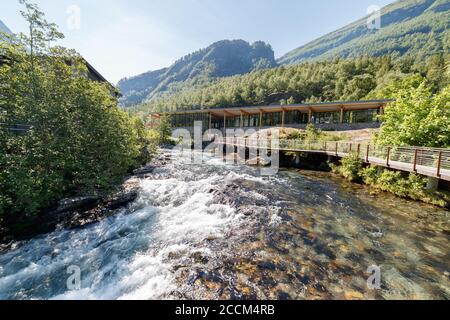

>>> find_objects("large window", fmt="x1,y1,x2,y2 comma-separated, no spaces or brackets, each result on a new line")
171,112,210,128
343,109,380,123
311,112,340,124
262,112,281,126
285,111,309,125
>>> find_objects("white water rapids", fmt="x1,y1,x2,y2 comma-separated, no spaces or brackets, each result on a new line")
0,151,274,300
1,150,449,300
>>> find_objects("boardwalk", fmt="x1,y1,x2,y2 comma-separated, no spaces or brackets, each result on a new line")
216,138,450,182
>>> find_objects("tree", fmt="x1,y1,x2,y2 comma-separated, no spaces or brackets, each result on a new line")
376,76,450,147
157,115,173,144
0,1,153,218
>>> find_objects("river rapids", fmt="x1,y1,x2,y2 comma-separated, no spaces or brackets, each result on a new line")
0,150,449,300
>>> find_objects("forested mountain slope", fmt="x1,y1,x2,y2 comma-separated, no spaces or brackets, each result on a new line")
130,54,448,115
117,40,276,106
278,0,450,65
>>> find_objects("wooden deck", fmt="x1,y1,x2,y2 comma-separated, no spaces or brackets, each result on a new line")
216,138,450,182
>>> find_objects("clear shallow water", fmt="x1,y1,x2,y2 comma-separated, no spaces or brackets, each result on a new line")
0,151,449,300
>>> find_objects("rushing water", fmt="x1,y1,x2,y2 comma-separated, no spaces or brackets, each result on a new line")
0,150,449,300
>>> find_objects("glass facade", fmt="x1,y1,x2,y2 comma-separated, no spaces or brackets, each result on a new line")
241,115,261,127
170,112,210,129
285,111,309,125
310,112,340,124
167,107,381,129
343,109,380,123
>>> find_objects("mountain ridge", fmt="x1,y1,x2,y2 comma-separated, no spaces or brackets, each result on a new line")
278,0,450,65
119,0,449,108
117,39,276,107
0,19,12,35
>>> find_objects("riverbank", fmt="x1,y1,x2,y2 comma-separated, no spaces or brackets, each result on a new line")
1,149,448,300
328,154,450,209
241,148,450,209
0,152,171,249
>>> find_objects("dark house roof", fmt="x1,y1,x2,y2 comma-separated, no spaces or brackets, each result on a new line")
83,59,121,97
0,20,120,97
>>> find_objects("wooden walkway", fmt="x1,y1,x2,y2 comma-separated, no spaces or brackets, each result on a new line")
216,138,450,182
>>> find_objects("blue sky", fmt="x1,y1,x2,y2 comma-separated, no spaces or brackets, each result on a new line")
2,0,395,83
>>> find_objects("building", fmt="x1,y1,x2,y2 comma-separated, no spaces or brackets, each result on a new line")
0,19,120,133
150,99,393,132
0,19,119,96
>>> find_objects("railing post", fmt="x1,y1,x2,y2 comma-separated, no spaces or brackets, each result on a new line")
357,144,361,157
413,149,418,172
366,145,370,163
336,142,338,156
437,151,442,178
349,143,352,154
386,147,391,167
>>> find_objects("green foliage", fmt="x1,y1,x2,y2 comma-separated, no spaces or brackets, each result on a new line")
333,154,364,182
286,130,305,140
118,40,277,107
0,1,153,217
360,166,379,185
130,117,158,166
129,53,449,116
157,115,173,145
279,0,450,65
346,164,450,207
304,124,321,141
375,76,450,147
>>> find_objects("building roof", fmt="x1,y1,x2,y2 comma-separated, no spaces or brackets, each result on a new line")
154,99,393,118
0,20,120,97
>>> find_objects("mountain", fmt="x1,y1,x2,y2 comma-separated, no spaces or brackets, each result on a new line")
0,19,12,35
117,40,277,106
278,0,450,65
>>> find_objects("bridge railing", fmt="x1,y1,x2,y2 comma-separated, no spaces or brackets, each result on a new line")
215,137,450,177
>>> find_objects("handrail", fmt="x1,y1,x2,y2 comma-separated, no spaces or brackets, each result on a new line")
214,137,450,176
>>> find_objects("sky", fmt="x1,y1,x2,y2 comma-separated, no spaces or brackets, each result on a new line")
1,0,395,84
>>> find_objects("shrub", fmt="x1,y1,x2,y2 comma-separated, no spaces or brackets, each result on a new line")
337,154,363,182
360,165,379,185
0,2,156,217
335,162,449,207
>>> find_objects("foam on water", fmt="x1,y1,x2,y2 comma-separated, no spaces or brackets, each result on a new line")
0,151,250,300
3,150,447,300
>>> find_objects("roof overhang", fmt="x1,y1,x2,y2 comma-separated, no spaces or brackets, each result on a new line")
152,100,393,118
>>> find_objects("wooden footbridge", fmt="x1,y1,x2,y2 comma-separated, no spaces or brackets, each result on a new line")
216,138,450,182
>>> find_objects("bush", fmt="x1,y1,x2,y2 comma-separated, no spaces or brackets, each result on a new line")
0,2,156,217
335,160,449,207
336,154,363,182
360,165,379,185
358,165,448,207
157,115,173,145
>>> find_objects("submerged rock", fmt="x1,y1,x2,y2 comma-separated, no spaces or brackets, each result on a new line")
0,155,163,244
54,197,101,213
246,157,271,167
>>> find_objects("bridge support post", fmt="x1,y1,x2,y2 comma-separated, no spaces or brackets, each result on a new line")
295,153,301,166
427,177,439,191
377,166,384,176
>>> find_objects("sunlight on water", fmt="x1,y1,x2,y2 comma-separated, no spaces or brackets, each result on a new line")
0,150,448,300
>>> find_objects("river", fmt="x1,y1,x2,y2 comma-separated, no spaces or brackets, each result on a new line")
0,150,448,300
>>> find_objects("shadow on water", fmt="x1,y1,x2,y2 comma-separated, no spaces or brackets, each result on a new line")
0,150,448,300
